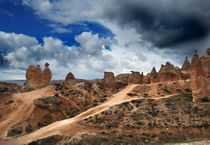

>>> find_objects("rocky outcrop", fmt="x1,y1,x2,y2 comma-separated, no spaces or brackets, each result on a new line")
24,63,52,88
115,73,130,85
200,48,210,82
181,57,191,80
128,71,144,84
158,62,181,82
103,72,116,88
65,72,77,86
191,50,210,102
181,57,191,71
149,67,158,83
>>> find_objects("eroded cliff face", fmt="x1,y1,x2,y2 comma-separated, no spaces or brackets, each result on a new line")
24,63,52,89
191,50,210,102
128,71,144,84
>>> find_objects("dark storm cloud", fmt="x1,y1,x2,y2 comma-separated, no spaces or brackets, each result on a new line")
104,0,210,48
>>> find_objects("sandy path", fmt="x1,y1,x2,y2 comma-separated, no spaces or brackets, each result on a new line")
0,86,55,138
15,84,139,144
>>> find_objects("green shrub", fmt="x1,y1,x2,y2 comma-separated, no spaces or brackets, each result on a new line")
7,127,22,137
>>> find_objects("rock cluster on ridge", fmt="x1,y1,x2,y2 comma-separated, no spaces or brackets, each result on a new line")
128,71,144,84
158,62,181,82
24,63,52,89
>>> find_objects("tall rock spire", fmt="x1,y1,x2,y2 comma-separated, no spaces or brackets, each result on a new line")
181,56,191,71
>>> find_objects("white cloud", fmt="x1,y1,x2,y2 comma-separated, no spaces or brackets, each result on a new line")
1,31,116,80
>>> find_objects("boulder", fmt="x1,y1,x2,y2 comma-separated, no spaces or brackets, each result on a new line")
24,63,52,88
128,71,144,84
191,50,210,102
149,67,158,83
103,72,116,88
158,62,181,82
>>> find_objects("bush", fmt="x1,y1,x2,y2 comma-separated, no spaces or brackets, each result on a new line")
7,127,22,137
34,96,61,108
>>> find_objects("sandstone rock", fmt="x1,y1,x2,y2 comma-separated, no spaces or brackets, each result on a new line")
191,50,210,102
200,48,210,81
181,57,191,71
115,73,130,85
144,74,151,84
103,72,116,88
158,62,181,82
25,63,52,88
128,71,144,84
65,72,77,86
149,67,158,83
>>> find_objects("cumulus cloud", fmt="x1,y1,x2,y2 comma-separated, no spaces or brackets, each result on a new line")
0,31,117,79
0,30,181,80
21,0,210,53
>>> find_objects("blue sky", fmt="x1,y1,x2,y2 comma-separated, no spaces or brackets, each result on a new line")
0,0,210,80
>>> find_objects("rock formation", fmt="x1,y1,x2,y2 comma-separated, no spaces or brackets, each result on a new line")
181,57,191,71
65,72,77,86
115,73,130,85
200,48,210,82
103,72,116,88
25,63,52,88
158,62,181,82
149,67,158,83
191,50,210,102
128,71,144,84
180,57,191,80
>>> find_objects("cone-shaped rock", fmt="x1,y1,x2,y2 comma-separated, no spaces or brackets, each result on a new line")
150,67,158,83
65,72,77,85
181,57,191,71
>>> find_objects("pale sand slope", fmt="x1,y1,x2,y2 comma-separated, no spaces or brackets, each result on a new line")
0,86,55,138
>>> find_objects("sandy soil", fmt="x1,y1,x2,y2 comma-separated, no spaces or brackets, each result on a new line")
0,86,55,138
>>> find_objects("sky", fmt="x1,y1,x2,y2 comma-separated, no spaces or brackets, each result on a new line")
0,0,210,80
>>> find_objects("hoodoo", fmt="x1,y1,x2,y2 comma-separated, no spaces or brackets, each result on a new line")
149,67,158,83
65,72,77,85
103,72,116,88
24,62,52,88
191,50,210,102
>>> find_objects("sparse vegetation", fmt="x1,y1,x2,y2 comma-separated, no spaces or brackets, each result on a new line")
28,135,63,145
7,127,22,137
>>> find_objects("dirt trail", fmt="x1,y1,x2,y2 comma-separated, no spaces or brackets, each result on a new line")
0,86,55,138
15,84,139,144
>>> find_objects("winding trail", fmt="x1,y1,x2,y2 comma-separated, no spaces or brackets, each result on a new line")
15,84,139,144
0,84,179,145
